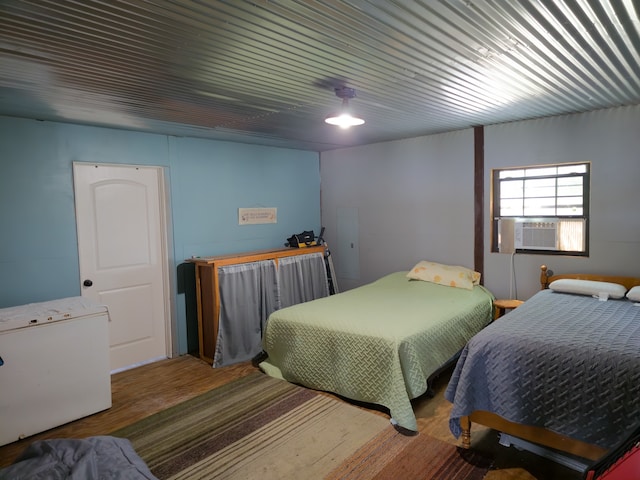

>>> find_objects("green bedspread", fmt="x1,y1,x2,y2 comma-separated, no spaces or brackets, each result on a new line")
260,271,494,431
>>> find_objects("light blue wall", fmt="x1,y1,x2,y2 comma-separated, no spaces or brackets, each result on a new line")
0,116,321,354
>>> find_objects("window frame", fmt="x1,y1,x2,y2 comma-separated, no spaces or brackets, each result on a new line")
491,162,590,256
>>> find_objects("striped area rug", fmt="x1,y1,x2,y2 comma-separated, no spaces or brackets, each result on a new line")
326,423,493,480
113,371,491,479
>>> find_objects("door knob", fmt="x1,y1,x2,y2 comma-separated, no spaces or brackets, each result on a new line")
83,279,93,287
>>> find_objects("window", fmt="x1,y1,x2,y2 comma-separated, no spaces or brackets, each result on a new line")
492,162,590,255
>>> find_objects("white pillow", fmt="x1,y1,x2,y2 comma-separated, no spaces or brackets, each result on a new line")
626,286,640,302
549,279,627,299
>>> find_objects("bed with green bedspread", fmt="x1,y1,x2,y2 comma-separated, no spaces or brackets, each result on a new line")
260,271,494,431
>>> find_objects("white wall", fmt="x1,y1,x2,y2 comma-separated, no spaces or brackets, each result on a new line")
320,105,640,299
320,129,475,291
484,105,640,300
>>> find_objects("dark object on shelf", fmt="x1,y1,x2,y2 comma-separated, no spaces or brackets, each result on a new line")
285,230,316,248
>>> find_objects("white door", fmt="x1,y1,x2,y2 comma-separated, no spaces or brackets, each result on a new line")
73,163,170,372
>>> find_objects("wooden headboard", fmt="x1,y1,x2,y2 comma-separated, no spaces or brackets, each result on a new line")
540,265,640,291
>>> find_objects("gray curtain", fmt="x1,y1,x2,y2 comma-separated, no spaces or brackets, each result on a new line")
278,252,329,309
213,260,278,368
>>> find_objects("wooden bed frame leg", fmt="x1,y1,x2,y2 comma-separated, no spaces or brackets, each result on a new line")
461,416,471,449
540,264,549,290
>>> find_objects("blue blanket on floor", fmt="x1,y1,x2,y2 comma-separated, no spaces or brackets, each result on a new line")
0,436,157,480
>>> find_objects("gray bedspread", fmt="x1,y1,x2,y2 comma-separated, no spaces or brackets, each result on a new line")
0,436,158,480
445,289,640,449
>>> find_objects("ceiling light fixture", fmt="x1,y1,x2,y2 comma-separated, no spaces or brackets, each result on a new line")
325,87,365,129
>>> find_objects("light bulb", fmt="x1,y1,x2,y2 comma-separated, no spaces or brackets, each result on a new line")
325,113,365,128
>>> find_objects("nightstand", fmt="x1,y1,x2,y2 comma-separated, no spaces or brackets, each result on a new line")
493,299,524,319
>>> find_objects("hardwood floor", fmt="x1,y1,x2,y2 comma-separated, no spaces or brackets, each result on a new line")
418,370,586,480
0,355,586,479
0,355,255,468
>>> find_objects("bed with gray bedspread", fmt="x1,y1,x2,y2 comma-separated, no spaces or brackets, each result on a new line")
445,289,640,449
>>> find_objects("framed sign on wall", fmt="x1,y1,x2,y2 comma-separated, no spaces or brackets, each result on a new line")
238,207,277,225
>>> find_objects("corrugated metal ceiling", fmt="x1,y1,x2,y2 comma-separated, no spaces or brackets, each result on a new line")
1,0,639,151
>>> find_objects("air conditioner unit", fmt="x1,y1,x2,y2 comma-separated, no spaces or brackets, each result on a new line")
515,220,558,250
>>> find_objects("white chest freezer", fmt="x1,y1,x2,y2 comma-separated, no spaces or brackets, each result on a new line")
0,297,112,446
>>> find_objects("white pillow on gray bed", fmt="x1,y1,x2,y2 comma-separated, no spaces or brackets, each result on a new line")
549,279,627,299
626,286,640,302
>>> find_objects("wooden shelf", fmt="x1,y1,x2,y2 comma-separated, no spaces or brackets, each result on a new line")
187,245,326,364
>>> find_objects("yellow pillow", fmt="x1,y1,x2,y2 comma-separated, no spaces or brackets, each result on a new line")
406,261,480,290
